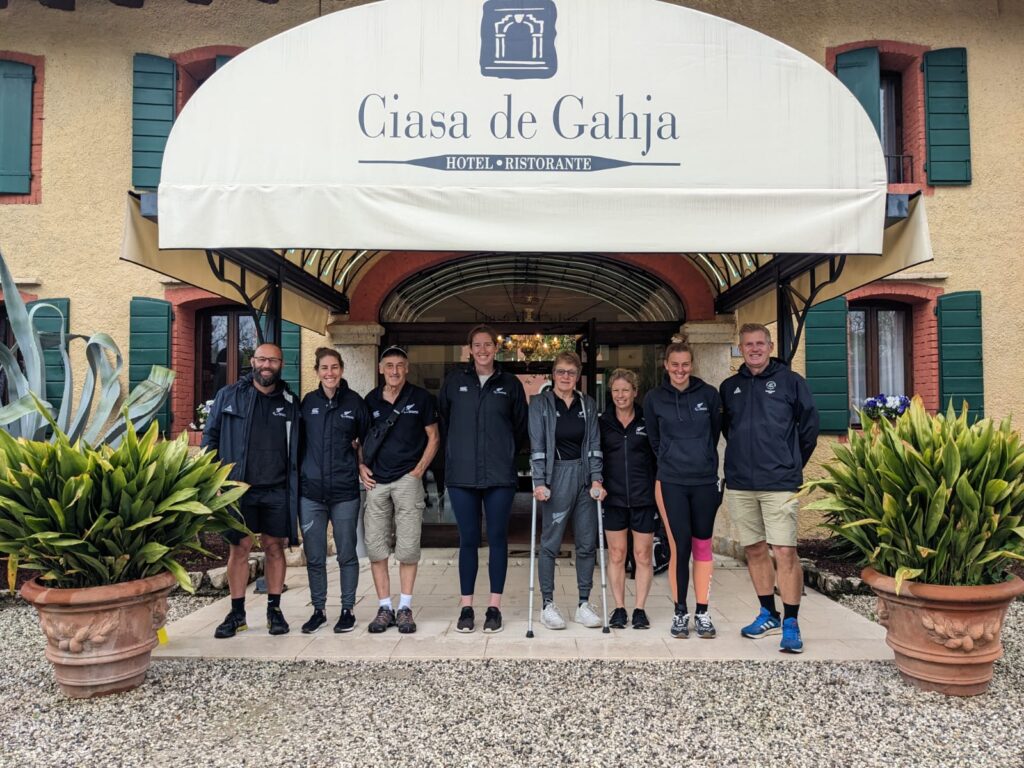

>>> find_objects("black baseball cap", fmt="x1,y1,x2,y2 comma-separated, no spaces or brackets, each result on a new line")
379,345,409,362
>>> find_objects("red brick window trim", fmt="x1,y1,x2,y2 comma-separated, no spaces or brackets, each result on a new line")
171,46,245,113
0,51,44,205
846,281,943,411
826,41,932,196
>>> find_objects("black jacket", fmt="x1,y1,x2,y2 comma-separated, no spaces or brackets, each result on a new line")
598,404,656,508
439,364,527,488
719,358,819,492
201,374,301,545
299,381,370,504
643,375,722,487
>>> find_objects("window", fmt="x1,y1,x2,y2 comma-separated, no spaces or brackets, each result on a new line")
0,55,42,202
880,71,906,183
848,302,912,419
196,308,259,405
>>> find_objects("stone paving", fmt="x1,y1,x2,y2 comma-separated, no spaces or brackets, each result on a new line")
156,549,891,663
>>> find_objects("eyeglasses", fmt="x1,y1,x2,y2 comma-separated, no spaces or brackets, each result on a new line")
253,356,282,365
553,368,579,377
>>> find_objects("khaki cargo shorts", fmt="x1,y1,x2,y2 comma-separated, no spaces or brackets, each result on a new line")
725,489,799,547
363,473,425,563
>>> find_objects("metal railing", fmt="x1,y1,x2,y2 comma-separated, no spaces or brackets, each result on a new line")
885,154,914,184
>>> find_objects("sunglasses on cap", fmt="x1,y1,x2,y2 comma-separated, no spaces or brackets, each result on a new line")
379,345,409,362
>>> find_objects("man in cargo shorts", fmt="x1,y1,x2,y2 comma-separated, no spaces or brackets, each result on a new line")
720,324,819,653
359,346,439,635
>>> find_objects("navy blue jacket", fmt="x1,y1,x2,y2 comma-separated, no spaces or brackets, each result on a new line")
719,359,819,492
598,404,656,508
299,381,370,504
643,375,722,487
201,374,301,545
439,364,528,488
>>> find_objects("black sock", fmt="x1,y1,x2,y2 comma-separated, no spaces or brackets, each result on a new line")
758,594,779,617
579,596,590,606
542,594,554,607
675,602,688,615
783,603,800,621
268,593,281,610
696,603,709,615
231,597,245,615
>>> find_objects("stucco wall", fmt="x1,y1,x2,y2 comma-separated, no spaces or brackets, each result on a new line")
0,0,1020,418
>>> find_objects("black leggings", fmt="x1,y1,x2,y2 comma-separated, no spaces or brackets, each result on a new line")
658,482,719,605
448,486,516,596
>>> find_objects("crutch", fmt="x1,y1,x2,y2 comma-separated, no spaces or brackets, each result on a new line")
592,490,611,634
526,489,546,639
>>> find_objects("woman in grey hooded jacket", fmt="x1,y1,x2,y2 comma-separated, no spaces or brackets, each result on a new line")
529,351,606,631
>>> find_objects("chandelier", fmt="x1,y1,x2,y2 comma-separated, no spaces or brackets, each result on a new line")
496,334,576,361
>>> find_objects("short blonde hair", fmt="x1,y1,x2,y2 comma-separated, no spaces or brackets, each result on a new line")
607,368,638,391
553,351,582,373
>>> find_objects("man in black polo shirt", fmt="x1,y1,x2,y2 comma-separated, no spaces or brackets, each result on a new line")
359,346,439,635
202,342,300,639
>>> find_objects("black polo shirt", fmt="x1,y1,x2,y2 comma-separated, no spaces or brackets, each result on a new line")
554,394,586,461
244,387,289,488
364,382,438,484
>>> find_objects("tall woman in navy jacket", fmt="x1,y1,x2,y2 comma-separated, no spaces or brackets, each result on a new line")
439,325,527,634
643,341,722,641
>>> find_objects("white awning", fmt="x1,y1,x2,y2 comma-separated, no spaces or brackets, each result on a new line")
158,0,887,255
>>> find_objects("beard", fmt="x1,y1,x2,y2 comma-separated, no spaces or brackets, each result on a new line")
254,368,281,388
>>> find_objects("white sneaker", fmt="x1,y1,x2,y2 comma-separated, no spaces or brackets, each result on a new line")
541,601,567,630
575,602,602,628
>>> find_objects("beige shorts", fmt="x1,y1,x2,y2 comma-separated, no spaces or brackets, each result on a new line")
726,489,799,547
363,473,425,564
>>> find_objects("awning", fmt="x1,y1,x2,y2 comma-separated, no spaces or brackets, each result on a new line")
157,0,887,255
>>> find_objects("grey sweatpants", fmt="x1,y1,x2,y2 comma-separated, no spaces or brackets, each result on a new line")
539,459,597,603
300,497,361,611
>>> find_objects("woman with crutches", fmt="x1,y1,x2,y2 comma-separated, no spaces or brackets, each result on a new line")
643,341,722,639
528,351,606,630
598,368,657,630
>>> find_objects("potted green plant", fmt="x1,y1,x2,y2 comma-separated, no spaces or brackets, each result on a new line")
0,404,248,698
804,396,1024,696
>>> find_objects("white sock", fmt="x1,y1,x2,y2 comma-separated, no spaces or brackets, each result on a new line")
399,593,413,610
378,597,393,609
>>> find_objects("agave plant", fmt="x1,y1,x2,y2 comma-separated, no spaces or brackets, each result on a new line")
804,397,1024,593
0,398,249,593
0,248,173,446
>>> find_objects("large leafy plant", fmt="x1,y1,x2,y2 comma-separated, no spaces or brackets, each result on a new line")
0,248,173,446
804,397,1024,593
0,402,249,593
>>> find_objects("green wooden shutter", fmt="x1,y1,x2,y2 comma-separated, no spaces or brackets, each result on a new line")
0,60,34,194
938,291,983,419
132,54,176,190
129,297,172,432
805,297,849,432
835,47,881,138
923,48,972,185
26,298,69,413
257,315,302,393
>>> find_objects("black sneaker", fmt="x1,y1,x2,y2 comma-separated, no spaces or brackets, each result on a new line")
334,609,357,634
483,607,503,634
456,606,475,633
632,608,651,630
608,607,628,629
368,606,396,634
301,609,327,634
396,606,417,634
213,611,247,639
267,607,290,636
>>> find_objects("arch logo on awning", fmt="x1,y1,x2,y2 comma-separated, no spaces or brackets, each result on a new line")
480,0,558,80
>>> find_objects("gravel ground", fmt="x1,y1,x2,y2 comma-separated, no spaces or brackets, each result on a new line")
2,595,1023,768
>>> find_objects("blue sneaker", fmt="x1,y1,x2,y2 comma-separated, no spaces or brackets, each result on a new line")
780,617,804,653
740,607,782,638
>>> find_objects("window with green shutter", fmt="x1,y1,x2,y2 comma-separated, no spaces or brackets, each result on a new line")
804,297,849,432
937,291,983,419
835,47,881,138
0,59,34,195
132,54,176,190
923,48,972,185
129,297,172,432
26,298,69,414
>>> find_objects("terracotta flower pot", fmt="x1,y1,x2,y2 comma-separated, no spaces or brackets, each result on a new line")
862,566,1024,696
20,571,177,699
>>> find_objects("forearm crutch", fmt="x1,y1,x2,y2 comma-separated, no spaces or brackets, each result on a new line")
593,491,611,634
526,492,539,639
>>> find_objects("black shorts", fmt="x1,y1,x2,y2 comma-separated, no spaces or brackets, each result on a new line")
225,485,289,544
603,504,658,534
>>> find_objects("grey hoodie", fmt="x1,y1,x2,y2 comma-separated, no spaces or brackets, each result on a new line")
528,389,603,487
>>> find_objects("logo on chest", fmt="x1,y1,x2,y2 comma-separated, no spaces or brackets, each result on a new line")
694,402,708,412
310,407,320,415
340,410,354,421
459,386,469,392
493,387,507,396
272,407,287,418
765,380,778,395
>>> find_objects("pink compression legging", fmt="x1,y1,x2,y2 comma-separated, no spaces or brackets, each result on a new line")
655,481,720,610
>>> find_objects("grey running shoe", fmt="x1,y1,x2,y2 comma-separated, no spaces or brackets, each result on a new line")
670,611,690,639
396,606,417,634
694,612,717,639
575,602,602,628
541,601,567,630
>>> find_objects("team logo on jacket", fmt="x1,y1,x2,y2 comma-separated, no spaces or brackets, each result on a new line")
224,405,234,413
311,407,320,415
694,402,708,412
273,407,287,417
459,386,469,392
340,410,354,420
494,387,508,396
402,404,419,415
372,410,381,418
635,425,646,436
732,387,741,395
765,380,777,394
